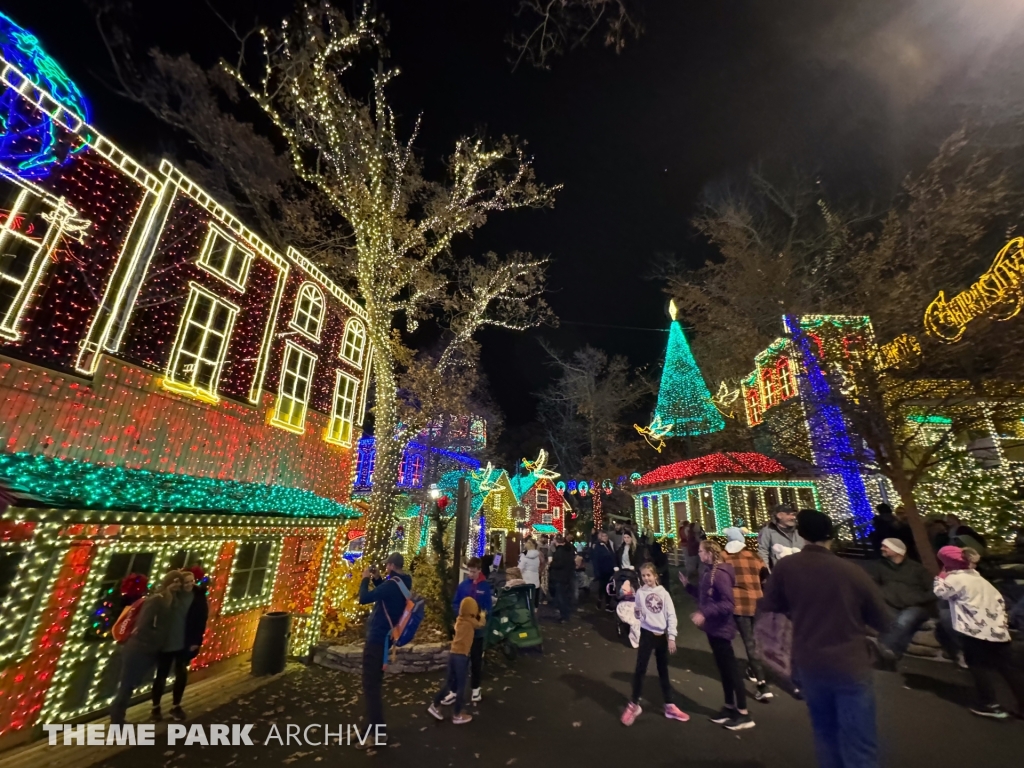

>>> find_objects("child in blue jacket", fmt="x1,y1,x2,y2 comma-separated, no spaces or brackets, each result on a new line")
442,557,493,705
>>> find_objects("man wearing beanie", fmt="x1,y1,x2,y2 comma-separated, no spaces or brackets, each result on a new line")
864,537,935,666
358,552,413,747
760,510,891,768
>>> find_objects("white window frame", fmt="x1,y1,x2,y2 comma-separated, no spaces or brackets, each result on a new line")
197,224,254,291
326,369,359,446
164,283,239,403
272,341,317,433
340,317,367,368
535,488,549,510
290,282,325,342
541,513,553,525
552,506,561,520
222,540,280,615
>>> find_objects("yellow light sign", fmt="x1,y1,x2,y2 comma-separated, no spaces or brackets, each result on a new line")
924,237,1024,342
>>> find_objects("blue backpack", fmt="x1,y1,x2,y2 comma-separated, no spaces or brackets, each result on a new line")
382,578,425,667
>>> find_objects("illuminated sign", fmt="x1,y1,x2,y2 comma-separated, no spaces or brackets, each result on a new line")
924,237,1024,342
876,333,921,372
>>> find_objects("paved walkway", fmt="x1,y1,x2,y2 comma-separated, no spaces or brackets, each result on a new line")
81,594,1022,767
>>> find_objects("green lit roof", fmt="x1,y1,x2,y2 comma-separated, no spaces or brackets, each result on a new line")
532,524,559,533
0,452,358,518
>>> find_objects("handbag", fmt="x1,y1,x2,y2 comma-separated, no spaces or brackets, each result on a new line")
755,610,793,683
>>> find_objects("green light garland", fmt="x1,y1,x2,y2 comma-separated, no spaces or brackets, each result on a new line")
653,320,724,437
0,453,358,518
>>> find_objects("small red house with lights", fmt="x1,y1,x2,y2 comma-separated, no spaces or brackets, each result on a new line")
509,472,567,536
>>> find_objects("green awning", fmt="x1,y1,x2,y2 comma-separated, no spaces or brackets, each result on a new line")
531,524,558,533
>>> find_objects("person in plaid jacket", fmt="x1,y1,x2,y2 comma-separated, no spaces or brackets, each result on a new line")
723,528,773,702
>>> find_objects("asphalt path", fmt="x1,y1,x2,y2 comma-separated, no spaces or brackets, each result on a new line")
94,589,1022,768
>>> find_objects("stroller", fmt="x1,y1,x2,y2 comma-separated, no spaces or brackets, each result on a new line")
607,569,640,643
484,583,543,661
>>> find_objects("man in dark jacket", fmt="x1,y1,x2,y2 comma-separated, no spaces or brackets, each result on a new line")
760,510,891,768
591,530,616,611
548,536,576,622
444,557,493,704
865,538,934,664
358,553,412,746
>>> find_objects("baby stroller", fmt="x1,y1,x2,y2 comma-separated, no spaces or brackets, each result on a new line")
607,569,640,643
484,583,543,661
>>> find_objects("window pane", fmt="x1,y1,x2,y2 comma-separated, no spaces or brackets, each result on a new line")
254,543,271,569
0,550,26,602
229,573,250,601
248,568,267,598
236,542,257,570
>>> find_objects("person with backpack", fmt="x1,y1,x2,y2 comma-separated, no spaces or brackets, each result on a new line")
358,553,413,747
428,596,486,724
151,566,209,721
110,571,183,725
442,558,493,706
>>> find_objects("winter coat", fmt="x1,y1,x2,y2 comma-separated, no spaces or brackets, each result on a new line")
591,541,616,580
615,542,637,570
757,523,805,569
934,569,1009,643
548,543,576,584
126,593,174,654
184,586,209,658
451,597,486,655
519,549,541,588
864,557,934,610
685,561,737,641
453,573,493,637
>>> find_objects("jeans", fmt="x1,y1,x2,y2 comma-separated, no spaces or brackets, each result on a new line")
878,606,930,660
960,634,1024,709
709,635,747,710
552,580,572,620
362,642,386,728
734,615,765,683
631,629,673,705
152,650,191,706
470,635,484,690
800,674,878,768
435,653,470,714
110,646,158,724
935,605,961,659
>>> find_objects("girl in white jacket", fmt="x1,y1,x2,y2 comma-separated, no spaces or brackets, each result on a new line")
519,540,541,589
620,563,689,726
933,545,1023,719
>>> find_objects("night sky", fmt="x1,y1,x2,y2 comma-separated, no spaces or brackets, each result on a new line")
9,0,1024,442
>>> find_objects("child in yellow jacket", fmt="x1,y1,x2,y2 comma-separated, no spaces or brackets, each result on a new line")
427,597,485,723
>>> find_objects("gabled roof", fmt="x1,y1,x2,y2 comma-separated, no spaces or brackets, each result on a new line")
508,471,540,502
438,467,512,513
634,452,787,487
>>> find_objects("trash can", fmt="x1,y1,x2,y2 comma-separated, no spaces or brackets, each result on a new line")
251,611,290,676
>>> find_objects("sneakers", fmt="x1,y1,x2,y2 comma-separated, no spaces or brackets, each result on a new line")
605,606,615,613
970,705,1009,720
150,705,162,722
709,707,735,725
427,704,445,721
471,688,482,703
663,704,690,722
724,713,756,731
440,691,457,706
452,713,473,725
620,702,642,726
745,667,758,683
754,683,774,702
168,705,186,721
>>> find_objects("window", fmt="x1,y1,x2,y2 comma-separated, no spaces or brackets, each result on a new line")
197,225,253,290
489,491,503,510
87,551,155,643
169,550,204,570
341,318,367,367
535,488,549,510
326,370,359,446
409,455,424,487
745,388,762,426
552,506,561,520
290,282,325,341
780,487,796,506
227,541,275,602
0,549,26,604
165,284,239,401
541,513,553,524
273,342,317,432
0,178,85,340
797,487,816,509
778,357,794,399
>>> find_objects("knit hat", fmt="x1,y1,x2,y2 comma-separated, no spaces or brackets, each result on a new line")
880,538,906,556
796,509,833,542
937,545,969,571
723,527,745,554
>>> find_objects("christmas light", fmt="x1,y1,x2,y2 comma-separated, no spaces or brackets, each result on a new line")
651,315,724,437
634,452,787,487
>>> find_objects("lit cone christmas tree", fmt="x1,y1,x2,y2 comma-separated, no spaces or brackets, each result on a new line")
653,301,724,437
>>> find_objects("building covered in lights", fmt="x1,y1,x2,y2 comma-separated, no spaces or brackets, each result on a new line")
0,16,369,746
631,452,821,535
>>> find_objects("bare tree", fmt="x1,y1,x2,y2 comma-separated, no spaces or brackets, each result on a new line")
226,3,558,562
510,0,642,70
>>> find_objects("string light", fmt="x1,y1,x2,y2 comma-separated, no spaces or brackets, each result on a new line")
634,452,787,486
651,308,723,437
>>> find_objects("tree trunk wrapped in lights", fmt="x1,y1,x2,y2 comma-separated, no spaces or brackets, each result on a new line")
227,3,557,564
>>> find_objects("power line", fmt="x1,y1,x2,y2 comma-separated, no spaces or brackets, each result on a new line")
558,320,669,332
